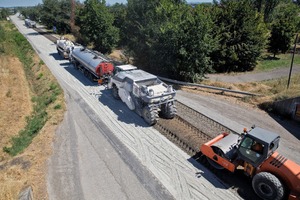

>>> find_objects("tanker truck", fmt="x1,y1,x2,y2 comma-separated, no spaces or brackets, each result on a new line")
108,65,177,125
25,19,36,28
70,47,114,84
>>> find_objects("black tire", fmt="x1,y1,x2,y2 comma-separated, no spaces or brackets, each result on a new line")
161,102,176,119
73,61,78,70
112,85,120,100
142,106,158,126
252,172,285,200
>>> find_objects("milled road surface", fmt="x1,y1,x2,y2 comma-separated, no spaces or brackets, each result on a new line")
11,15,241,200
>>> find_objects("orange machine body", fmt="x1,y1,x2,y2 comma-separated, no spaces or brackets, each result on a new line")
200,132,300,200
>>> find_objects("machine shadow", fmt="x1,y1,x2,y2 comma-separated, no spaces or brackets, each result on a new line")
49,52,96,87
49,52,65,61
267,112,300,140
187,153,261,200
98,89,149,127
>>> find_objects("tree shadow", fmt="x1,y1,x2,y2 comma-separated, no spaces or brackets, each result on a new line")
97,89,149,127
259,102,300,140
261,55,280,60
188,153,262,200
267,112,300,140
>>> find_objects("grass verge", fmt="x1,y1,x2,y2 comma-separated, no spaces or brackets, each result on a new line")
1,21,62,156
255,53,300,72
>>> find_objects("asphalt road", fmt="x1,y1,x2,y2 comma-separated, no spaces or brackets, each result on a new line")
11,15,241,200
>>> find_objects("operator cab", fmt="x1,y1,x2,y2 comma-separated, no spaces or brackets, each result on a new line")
237,127,280,168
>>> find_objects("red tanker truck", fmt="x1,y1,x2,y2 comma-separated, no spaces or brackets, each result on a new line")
70,47,114,84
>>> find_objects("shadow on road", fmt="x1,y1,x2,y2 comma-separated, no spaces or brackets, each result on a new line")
49,52,95,86
98,89,148,127
267,113,300,140
49,52,65,61
188,153,261,200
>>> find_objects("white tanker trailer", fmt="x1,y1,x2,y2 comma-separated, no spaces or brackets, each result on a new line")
70,47,114,84
56,38,75,59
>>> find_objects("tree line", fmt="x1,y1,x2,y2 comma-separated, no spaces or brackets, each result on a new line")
19,0,300,82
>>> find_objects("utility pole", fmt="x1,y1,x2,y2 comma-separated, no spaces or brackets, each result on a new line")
287,33,298,89
70,0,75,33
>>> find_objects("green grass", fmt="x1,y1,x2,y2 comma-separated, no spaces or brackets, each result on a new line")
1,21,62,156
255,53,300,72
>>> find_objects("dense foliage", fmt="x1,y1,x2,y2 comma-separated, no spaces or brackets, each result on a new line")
268,2,299,57
76,0,119,53
0,8,10,20
124,0,215,81
16,0,300,81
211,0,268,72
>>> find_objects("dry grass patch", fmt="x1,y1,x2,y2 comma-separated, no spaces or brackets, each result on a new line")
0,20,65,199
0,54,65,200
0,56,32,162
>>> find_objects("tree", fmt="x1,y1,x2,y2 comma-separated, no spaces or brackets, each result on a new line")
211,0,268,73
0,8,9,20
252,0,280,22
108,3,127,46
153,3,215,81
40,0,71,34
20,5,43,22
76,0,119,53
268,3,299,57
125,0,214,81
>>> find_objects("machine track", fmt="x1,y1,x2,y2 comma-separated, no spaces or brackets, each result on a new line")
155,101,236,157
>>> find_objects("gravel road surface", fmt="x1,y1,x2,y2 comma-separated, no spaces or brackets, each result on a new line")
11,15,241,200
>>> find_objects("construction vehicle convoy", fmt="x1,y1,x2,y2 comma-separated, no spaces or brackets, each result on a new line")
108,64,177,125
200,126,300,200
51,29,298,199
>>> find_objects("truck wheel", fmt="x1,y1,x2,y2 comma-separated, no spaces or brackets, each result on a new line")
73,62,78,70
161,102,177,119
142,106,158,126
252,172,285,200
112,85,120,100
